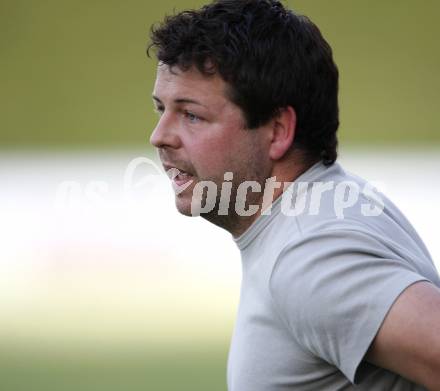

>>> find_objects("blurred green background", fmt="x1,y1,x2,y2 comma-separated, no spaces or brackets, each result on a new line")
1,1,439,390
1,0,439,150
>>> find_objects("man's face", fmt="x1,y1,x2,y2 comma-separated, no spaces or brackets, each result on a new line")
150,63,272,218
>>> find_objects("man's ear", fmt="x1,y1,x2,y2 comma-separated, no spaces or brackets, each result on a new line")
269,106,296,160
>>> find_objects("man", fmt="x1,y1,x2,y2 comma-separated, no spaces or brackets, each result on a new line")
147,0,440,390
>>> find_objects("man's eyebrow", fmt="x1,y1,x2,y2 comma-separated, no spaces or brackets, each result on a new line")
152,95,207,108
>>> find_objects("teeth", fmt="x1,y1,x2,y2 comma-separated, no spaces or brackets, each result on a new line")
165,166,192,179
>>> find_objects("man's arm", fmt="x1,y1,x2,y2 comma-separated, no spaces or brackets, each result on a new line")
366,281,440,390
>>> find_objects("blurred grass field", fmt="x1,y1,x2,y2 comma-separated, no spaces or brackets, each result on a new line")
1,1,439,390
1,0,439,148
0,344,228,390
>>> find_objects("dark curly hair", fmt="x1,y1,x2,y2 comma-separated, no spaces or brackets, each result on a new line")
148,0,339,165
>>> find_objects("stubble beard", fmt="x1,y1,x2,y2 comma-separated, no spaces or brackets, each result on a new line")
172,139,272,236
197,164,271,236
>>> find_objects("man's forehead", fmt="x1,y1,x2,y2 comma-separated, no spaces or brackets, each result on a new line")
154,63,228,101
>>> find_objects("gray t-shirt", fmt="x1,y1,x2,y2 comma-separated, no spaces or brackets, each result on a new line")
228,161,439,391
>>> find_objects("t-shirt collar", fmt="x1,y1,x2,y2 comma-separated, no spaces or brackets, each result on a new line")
233,160,329,250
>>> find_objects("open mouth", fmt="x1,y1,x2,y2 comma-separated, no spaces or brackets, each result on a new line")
172,170,193,186
163,165,194,192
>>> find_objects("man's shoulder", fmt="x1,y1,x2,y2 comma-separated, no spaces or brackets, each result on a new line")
282,162,423,250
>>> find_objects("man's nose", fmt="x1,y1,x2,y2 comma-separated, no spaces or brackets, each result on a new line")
149,114,181,149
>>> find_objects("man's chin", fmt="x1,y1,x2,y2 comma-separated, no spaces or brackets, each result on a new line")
174,193,195,216
174,192,219,217
174,202,193,216
172,177,222,217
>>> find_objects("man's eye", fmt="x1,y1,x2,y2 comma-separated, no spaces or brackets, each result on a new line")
154,106,164,116
184,110,201,123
